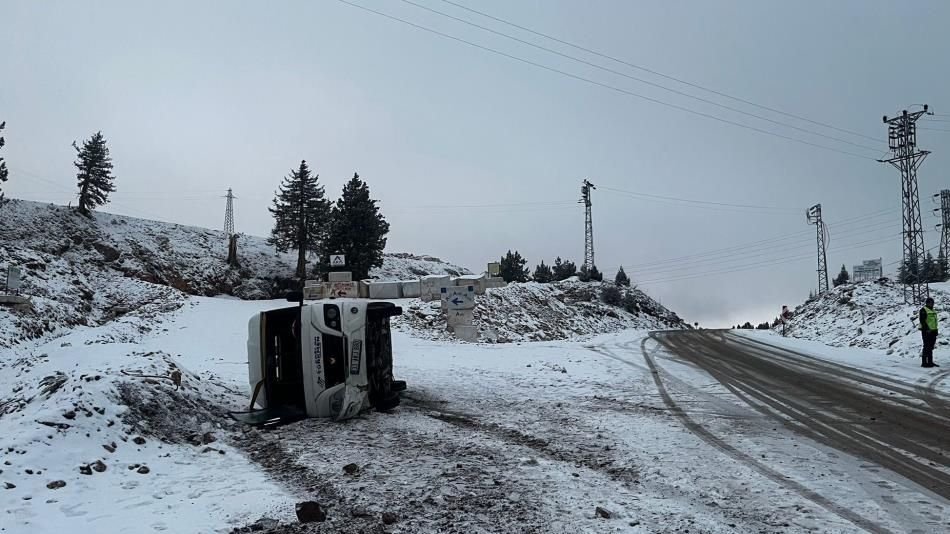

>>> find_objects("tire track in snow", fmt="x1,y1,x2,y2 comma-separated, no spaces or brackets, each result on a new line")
401,394,641,484
728,334,950,421
705,334,950,488
611,335,899,534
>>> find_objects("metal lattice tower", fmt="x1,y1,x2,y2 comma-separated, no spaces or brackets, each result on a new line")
936,190,950,260
223,188,236,237
806,204,829,294
880,106,932,305
579,179,596,270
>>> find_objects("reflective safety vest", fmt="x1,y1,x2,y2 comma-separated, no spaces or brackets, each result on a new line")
921,306,938,331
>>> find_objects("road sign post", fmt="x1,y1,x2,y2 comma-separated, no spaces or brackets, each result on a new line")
781,305,792,337
440,285,476,341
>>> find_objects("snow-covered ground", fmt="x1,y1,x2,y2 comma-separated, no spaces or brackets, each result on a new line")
737,328,950,393
0,298,297,533
396,280,686,343
780,278,950,360
6,294,948,533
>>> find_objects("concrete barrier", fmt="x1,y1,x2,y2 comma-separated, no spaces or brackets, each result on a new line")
400,280,421,298
328,271,353,282
358,280,371,299
421,275,451,301
303,284,325,300
325,281,358,299
455,274,484,286
368,281,403,299
455,274,502,295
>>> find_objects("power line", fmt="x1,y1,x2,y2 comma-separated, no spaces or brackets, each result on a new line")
920,127,950,133
9,165,170,221
333,0,879,161
618,208,898,269
390,199,578,209
612,221,901,278
398,0,884,154
633,235,900,285
598,185,801,212
434,0,882,143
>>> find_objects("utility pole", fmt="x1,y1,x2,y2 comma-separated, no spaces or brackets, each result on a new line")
223,188,239,268
934,190,950,260
880,106,932,305
579,179,596,270
223,188,236,237
806,204,829,294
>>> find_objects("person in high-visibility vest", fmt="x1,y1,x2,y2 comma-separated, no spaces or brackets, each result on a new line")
919,297,939,368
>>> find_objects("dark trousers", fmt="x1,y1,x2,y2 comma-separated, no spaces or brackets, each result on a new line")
922,330,938,366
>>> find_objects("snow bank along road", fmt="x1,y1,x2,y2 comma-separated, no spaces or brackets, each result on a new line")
641,330,950,534
3,296,950,533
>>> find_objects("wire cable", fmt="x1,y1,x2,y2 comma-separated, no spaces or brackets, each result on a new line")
399,0,884,154
621,223,901,278
598,185,801,212
333,0,879,161
435,0,882,143
634,235,900,285
617,207,897,269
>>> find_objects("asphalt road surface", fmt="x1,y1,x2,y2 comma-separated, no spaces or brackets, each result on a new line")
649,330,950,531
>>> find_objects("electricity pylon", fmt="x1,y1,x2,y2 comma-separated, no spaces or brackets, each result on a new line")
580,179,596,270
223,188,239,268
935,190,950,261
880,106,931,305
806,204,829,294
223,188,236,237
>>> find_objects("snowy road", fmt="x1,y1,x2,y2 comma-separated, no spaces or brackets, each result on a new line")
647,330,950,534
6,297,950,533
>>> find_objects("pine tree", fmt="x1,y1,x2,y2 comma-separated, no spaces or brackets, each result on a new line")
578,265,590,282
614,265,631,287
898,258,920,285
532,261,553,283
552,257,577,281
321,173,390,280
73,131,115,216
938,249,950,282
589,265,603,282
923,252,937,283
499,250,529,283
0,121,8,206
833,264,850,287
269,160,331,280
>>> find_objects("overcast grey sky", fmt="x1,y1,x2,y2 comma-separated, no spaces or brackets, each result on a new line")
2,0,948,326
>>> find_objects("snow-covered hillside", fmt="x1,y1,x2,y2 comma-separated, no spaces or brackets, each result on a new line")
369,252,470,279
782,278,950,357
0,200,469,347
398,280,687,343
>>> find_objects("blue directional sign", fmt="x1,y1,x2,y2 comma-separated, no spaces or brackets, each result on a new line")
441,284,475,311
